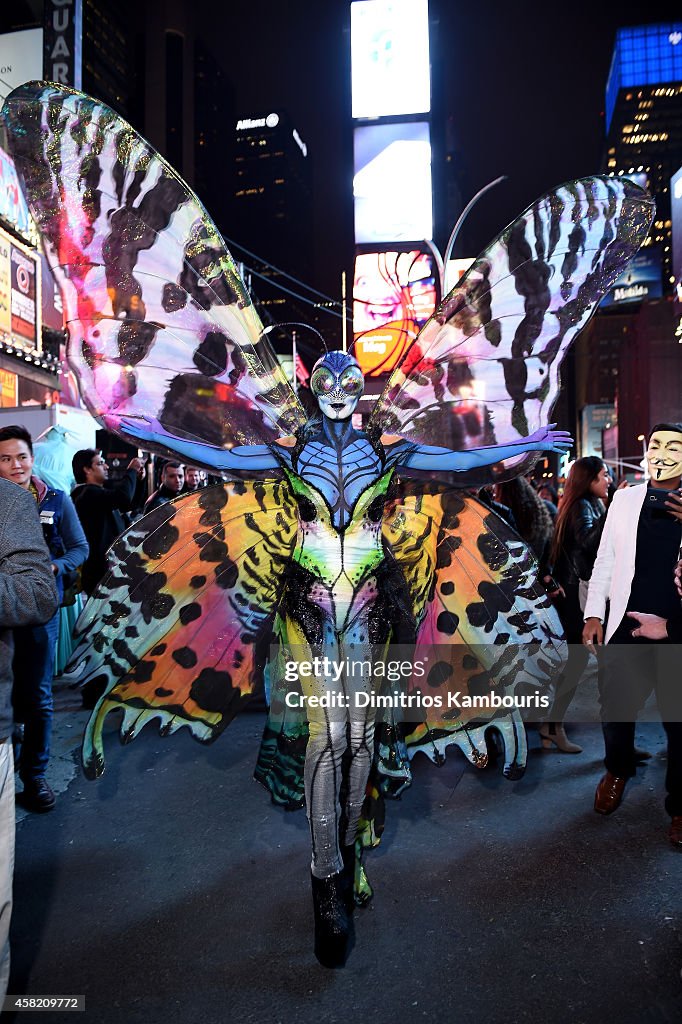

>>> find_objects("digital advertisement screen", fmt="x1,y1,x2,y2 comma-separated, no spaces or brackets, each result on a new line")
10,241,39,347
0,28,43,107
41,252,64,333
354,121,432,244
599,245,663,308
0,146,35,242
350,0,430,119
0,230,9,344
353,249,437,376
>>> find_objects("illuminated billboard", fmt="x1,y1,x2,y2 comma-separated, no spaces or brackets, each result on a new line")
350,0,430,119
0,227,40,349
0,145,36,243
353,249,437,375
41,253,64,333
10,243,38,347
354,122,432,243
600,245,663,308
0,28,43,106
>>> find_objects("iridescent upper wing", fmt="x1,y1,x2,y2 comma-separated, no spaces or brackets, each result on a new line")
369,177,654,485
63,481,297,778
2,82,306,450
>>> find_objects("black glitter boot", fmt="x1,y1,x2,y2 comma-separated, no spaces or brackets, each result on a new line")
340,843,357,913
311,871,353,968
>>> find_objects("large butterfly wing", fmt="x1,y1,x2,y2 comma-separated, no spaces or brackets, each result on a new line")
381,482,565,775
2,82,306,455
369,177,654,486
63,481,297,778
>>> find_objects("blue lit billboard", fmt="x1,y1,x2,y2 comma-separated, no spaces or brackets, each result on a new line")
606,22,682,131
599,245,663,308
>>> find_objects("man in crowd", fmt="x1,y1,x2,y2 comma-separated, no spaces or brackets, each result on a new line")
0,426,88,813
144,461,184,513
71,448,144,597
583,423,682,847
182,466,203,493
0,475,59,1000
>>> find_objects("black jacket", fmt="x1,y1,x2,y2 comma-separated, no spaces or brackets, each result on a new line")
71,469,138,595
143,485,181,514
554,496,605,587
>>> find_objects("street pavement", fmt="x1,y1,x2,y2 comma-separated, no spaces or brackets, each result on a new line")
5,679,681,1024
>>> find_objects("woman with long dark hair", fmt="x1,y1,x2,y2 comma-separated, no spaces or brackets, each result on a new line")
542,456,611,751
494,477,554,575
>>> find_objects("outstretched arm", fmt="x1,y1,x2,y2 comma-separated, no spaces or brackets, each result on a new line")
118,416,280,471
401,424,572,472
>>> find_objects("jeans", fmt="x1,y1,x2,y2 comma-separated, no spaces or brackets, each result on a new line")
0,739,14,1000
12,610,60,784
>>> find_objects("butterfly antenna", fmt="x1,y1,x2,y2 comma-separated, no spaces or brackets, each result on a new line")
262,322,328,354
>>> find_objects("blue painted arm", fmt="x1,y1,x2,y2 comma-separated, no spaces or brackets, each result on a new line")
119,417,280,471
403,425,572,472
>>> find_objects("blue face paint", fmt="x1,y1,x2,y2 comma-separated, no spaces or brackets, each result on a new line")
310,351,365,421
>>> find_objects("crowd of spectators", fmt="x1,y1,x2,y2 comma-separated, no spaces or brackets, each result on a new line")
2,422,681,1002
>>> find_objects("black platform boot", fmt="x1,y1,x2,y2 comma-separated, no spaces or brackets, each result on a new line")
311,871,353,968
340,843,357,913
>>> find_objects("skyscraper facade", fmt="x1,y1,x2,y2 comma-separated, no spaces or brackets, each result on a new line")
604,22,682,293
230,110,314,341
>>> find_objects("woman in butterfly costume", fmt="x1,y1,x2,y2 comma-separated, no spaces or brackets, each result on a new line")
2,83,653,968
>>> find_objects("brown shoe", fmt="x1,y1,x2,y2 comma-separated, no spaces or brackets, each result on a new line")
594,772,627,815
669,817,682,847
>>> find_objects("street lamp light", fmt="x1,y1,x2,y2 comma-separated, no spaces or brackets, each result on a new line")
637,433,649,480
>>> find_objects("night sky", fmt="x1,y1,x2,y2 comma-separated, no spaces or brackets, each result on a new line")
196,0,681,314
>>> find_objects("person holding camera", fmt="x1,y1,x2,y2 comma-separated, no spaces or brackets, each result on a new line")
582,423,682,846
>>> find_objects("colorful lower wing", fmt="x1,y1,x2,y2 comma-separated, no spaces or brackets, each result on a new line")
63,481,297,777
383,482,565,773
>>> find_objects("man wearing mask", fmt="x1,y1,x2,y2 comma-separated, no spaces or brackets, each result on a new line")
583,423,682,846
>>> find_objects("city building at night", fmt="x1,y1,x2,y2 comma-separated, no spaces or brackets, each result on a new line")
570,21,682,467
78,0,133,117
230,109,314,341
604,21,682,294
0,0,139,410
